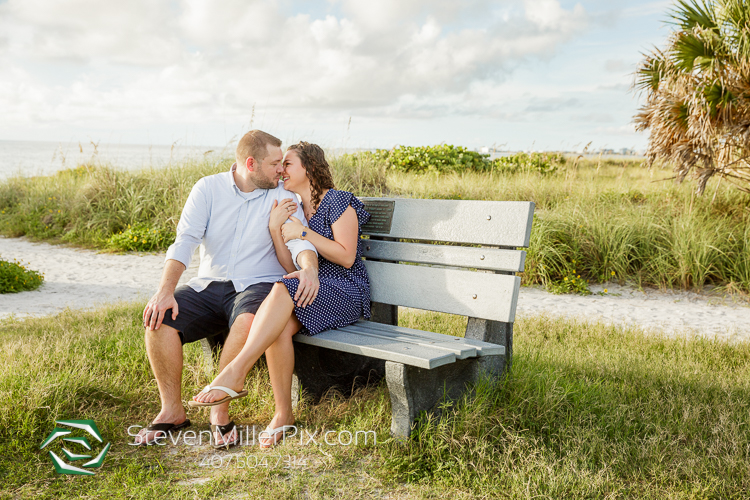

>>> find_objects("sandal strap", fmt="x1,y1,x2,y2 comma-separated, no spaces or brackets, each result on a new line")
201,385,241,398
146,420,190,432
260,425,293,437
146,423,174,432
211,421,237,436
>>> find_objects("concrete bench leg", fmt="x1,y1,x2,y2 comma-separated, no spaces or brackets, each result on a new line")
386,354,504,438
466,318,512,371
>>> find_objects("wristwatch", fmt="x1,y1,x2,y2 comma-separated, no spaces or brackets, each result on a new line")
300,230,307,240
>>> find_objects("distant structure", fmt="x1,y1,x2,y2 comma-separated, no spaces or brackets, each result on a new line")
471,146,644,158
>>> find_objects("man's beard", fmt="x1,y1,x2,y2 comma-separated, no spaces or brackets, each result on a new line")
251,168,278,189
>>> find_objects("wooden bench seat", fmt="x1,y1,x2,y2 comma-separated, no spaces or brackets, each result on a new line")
202,197,535,438
294,320,505,369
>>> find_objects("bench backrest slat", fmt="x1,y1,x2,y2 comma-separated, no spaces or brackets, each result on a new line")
362,239,526,273
364,260,521,323
361,198,535,247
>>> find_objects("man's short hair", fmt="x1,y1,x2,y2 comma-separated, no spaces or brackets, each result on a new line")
236,130,282,166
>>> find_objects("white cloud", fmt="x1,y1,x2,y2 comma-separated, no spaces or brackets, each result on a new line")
0,0,589,131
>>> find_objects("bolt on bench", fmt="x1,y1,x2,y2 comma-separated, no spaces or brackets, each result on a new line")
201,198,535,438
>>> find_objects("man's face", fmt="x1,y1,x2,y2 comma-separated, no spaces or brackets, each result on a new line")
249,145,284,189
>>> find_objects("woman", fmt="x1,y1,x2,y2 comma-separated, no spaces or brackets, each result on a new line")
190,141,371,447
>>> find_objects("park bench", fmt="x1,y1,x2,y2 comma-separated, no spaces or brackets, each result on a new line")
201,197,535,438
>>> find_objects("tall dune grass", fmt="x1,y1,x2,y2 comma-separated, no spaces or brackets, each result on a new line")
385,158,750,295
0,155,748,294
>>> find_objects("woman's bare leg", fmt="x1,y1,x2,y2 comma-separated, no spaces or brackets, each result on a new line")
261,316,301,446
193,283,295,403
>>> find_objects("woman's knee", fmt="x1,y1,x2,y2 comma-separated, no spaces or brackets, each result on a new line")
271,282,295,305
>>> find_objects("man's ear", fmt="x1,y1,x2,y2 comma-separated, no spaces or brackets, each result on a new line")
245,156,255,172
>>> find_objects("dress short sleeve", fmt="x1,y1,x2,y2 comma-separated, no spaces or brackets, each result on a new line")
326,190,371,228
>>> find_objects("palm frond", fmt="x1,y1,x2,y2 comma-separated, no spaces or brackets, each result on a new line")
669,0,718,30
717,0,750,61
671,30,718,72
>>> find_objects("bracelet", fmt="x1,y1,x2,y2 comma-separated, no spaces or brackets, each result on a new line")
300,230,307,240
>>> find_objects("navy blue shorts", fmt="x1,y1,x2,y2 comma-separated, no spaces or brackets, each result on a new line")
161,281,274,345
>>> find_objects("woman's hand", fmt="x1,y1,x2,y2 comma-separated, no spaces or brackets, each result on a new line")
269,198,297,232
281,216,306,242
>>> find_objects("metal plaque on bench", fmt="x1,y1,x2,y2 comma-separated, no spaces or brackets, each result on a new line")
362,200,395,234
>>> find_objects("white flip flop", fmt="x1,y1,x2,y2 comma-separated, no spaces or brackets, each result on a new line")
259,425,294,449
188,385,249,407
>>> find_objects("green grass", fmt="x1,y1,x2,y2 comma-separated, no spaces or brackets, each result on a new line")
1,154,749,295
2,304,749,498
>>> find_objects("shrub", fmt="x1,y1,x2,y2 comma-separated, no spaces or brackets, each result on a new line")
108,224,175,252
491,152,566,175
385,145,488,173
0,258,44,293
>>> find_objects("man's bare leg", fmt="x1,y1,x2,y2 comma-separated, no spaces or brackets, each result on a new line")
135,324,185,444
262,316,302,446
209,312,254,446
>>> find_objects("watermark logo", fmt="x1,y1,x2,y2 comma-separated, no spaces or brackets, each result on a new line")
40,419,111,476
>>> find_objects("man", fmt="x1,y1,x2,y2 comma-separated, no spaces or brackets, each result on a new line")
135,130,318,447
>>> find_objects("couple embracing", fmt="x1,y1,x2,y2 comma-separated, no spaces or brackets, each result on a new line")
135,130,371,448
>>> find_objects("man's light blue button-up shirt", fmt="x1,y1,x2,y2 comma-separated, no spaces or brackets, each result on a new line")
165,164,317,293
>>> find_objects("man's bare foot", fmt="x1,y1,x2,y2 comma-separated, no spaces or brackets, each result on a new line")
259,412,295,449
192,365,246,404
210,405,238,447
133,409,188,445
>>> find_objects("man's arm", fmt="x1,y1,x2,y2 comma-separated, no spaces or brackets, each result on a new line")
284,198,318,269
282,249,319,308
143,259,186,330
143,180,208,331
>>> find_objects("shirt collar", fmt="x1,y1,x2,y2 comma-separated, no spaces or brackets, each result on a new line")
229,163,267,201
229,163,240,194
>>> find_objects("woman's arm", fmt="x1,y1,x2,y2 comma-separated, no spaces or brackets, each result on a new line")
282,207,359,268
269,199,298,274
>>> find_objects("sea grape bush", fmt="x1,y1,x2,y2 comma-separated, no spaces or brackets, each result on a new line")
353,145,566,175
385,145,488,173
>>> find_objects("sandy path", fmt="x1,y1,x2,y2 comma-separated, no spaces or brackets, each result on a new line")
0,237,200,318
1,237,748,341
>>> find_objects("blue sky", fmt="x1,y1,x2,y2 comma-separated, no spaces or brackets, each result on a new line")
0,0,674,151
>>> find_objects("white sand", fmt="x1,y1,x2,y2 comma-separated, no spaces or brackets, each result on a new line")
0,236,200,319
2,236,748,341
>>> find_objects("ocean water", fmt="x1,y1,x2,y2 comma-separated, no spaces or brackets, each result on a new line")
0,140,228,180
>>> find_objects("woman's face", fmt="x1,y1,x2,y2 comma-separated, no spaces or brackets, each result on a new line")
281,149,307,192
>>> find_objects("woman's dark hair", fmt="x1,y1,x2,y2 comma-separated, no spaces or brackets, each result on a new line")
287,141,335,212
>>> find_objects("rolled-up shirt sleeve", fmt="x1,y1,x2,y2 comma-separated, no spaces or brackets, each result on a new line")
285,203,318,269
165,179,209,269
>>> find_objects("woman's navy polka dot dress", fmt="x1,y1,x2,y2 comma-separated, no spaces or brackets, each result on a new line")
280,189,371,336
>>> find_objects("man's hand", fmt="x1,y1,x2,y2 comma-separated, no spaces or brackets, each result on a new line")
283,266,319,308
280,216,306,243
143,289,179,331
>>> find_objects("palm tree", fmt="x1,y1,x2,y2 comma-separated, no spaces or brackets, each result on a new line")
634,0,750,195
